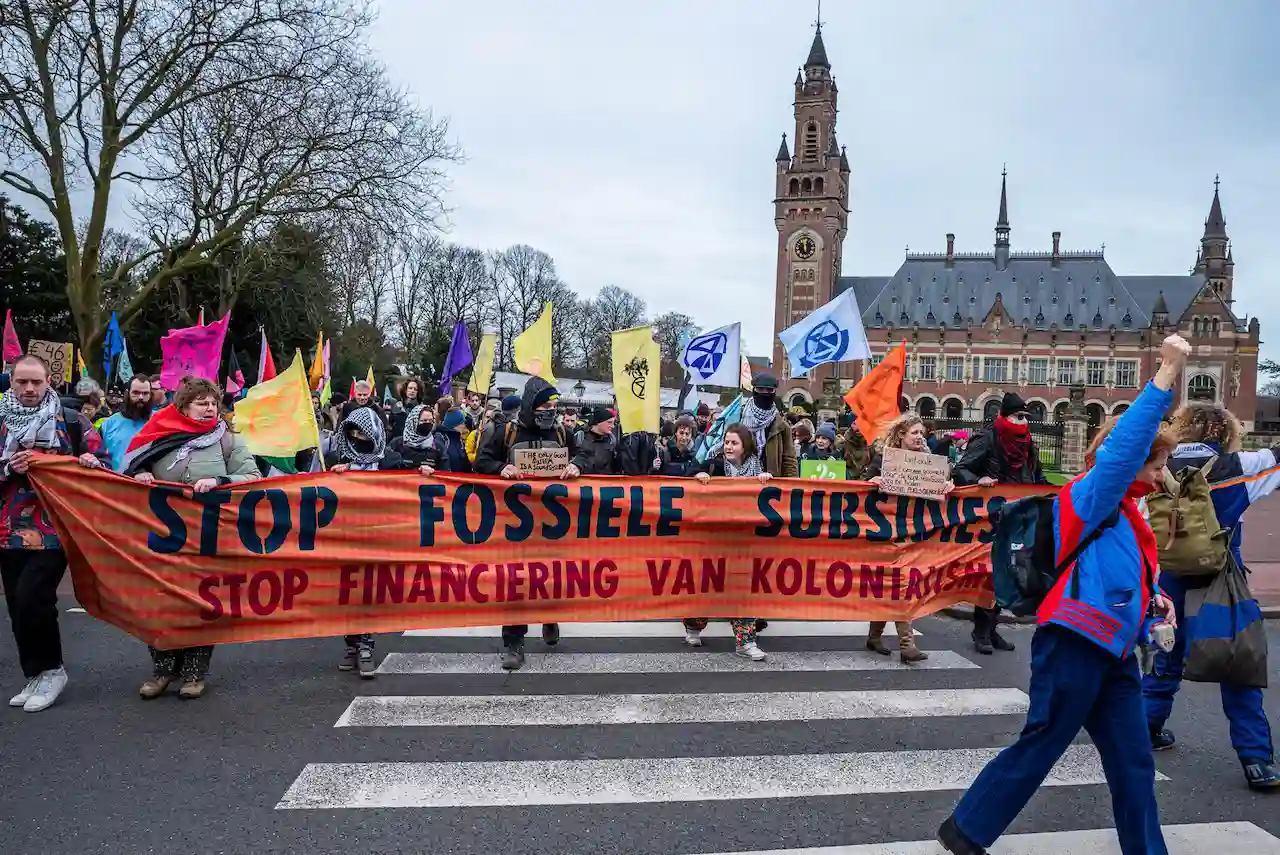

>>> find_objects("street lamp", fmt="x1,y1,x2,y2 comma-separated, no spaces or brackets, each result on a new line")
572,380,586,401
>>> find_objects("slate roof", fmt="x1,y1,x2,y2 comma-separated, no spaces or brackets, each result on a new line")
776,135,790,162
836,253,1211,332
805,29,830,69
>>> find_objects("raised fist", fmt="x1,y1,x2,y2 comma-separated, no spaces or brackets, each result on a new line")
1161,334,1191,365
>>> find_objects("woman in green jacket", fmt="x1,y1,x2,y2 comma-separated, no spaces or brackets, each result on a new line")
124,376,259,699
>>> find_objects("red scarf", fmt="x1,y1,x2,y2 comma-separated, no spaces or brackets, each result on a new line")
993,415,1031,472
126,404,219,453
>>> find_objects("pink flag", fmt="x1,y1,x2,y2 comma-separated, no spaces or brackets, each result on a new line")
159,312,231,391
2,309,21,364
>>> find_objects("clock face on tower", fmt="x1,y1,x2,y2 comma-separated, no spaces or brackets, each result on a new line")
795,234,816,260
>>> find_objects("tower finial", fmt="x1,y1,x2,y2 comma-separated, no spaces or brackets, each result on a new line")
1215,173,1220,193
815,0,823,33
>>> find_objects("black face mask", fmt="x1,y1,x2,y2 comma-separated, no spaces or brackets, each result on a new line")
415,422,433,436
346,432,375,454
533,409,557,430
752,392,776,410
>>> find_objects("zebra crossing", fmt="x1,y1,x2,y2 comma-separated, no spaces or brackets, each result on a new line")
276,619,1280,853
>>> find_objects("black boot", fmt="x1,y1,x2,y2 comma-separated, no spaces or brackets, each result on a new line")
541,623,560,646
937,815,986,854
972,607,994,655
1244,759,1280,791
990,628,1015,652
501,643,525,671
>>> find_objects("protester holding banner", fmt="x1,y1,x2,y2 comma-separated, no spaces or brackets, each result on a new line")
99,376,154,472
0,355,107,713
475,376,577,670
1142,402,1280,790
394,404,444,474
863,413,951,664
955,392,1049,656
571,405,619,476
938,334,1189,855
125,376,260,700
654,415,701,477
742,373,797,478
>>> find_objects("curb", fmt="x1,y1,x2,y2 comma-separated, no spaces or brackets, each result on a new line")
940,604,1280,623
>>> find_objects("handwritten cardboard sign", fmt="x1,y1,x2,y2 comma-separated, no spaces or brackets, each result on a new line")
878,446,951,500
514,447,569,478
801,459,846,480
27,340,74,385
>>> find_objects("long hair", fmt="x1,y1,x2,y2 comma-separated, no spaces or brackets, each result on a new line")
724,423,757,459
878,412,923,452
1168,402,1242,453
1085,417,1178,468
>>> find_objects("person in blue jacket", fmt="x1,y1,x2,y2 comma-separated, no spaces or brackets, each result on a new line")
938,334,1188,855
1143,402,1280,790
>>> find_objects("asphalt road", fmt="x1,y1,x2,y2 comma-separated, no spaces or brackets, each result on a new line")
2,613,1280,854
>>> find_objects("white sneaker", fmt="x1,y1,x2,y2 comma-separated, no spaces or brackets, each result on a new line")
8,676,39,708
735,641,767,661
22,667,67,713
684,629,703,647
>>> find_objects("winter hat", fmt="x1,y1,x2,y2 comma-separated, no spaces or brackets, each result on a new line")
816,423,838,443
441,410,466,432
501,394,522,413
582,404,615,426
529,384,560,410
752,371,779,391
1000,392,1029,418
696,401,711,417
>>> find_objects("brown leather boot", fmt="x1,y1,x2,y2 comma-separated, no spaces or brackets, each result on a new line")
899,621,929,663
139,677,171,700
178,679,205,699
866,622,890,655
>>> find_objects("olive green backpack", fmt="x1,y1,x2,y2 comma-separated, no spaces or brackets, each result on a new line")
1146,456,1231,576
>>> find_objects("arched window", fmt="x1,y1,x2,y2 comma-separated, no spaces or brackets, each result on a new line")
1053,402,1069,422
1111,403,1130,417
1086,403,1105,427
943,397,964,419
1192,318,1201,336
801,177,813,194
788,178,799,196
1188,374,1217,401
803,122,819,161
1211,318,1220,336
982,399,1001,422
916,397,936,418
814,177,824,194
1027,401,1047,423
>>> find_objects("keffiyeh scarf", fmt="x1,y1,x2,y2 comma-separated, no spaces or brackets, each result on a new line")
401,405,433,451
335,406,386,470
724,454,762,479
0,388,62,457
739,399,778,463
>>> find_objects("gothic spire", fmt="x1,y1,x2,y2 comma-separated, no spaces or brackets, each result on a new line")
806,19,830,68
1203,174,1227,239
776,134,790,162
997,166,1010,231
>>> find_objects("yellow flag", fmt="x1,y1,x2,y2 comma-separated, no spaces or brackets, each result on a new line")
366,365,375,389
611,325,660,435
233,351,321,458
318,375,332,408
308,331,325,389
76,347,87,380
514,302,556,383
467,331,497,395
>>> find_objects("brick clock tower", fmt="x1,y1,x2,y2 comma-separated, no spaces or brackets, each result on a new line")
772,22,851,404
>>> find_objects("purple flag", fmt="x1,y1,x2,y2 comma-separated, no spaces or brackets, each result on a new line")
439,321,474,395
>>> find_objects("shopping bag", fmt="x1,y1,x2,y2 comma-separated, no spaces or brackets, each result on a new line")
1183,557,1268,688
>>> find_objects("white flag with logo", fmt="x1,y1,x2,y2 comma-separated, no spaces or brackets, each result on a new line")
678,322,741,388
777,289,870,378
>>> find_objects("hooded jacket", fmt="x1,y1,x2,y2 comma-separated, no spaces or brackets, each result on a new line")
1037,380,1172,659
474,376,570,475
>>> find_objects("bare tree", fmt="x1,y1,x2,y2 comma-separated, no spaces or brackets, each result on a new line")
651,310,699,385
0,0,458,367
388,227,439,359
328,222,396,332
491,244,560,367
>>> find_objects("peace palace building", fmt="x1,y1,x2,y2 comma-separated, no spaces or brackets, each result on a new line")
773,26,1262,430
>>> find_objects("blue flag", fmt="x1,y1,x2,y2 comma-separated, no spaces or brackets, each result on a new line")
103,312,125,376
696,394,743,464
116,337,134,383
777,289,870,378
439,320,474,395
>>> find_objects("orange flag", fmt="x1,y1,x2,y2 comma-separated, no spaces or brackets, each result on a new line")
844,341,906,442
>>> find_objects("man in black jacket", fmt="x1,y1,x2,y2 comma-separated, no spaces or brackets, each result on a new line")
571,405,618,475
955,391,1048,655
655,415,700,477
474,376,578,670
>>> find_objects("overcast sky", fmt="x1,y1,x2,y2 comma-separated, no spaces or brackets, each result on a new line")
369,0,1280,359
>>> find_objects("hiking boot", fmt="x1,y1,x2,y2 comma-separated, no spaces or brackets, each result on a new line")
22,667,68,713
684,628,703,647
1150,728,1176,752
866,637,890,656
338,646,358,672
138,677,172,700
501,643,525,671
1244,760,1280,790
972,633,994,655
9,676,39,708
900,644,929,664
990,629,1015,652
357,648,377,680
541,623,560,646
735,641,767,661
178,679,205,700
937,815,987,854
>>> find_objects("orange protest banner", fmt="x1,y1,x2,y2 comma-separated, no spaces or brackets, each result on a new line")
27,457,1054,650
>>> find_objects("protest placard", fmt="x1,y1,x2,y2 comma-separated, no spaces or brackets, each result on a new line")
877,446,951,500
800,459,846,480
514,447,569,477
27,340,73,385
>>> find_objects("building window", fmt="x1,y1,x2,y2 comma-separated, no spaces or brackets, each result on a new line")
870,354,883,369
814,177,824,194
1028,358,1049,385
1057,359,1077,385
1115,360,1137,388
918,356,937,381
803,122,819,161
1027,400,1047,422
945,356,964,381
788,178,799,195
1086,359,1107,387
1188,374,1217,402
982,357,1009,383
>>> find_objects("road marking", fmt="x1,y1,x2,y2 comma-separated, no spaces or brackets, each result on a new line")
334,688,1030,727
376,649,977,674
65,607,86,613
276,744,1146,809
692,821,1280,854
402,621,920,638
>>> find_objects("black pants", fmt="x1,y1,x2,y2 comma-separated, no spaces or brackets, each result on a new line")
343,634,374,650
972,605,1002,642
502,624,558,646
0,549,66,678
149,645,214,680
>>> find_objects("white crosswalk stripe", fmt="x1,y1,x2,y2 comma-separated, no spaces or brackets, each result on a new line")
279,618,1280,852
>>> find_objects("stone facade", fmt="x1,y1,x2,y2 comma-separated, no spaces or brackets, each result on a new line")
771,30,1261,430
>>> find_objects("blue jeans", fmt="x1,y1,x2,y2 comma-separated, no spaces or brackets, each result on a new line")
954,626,1166,854
1142,571,1274,762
